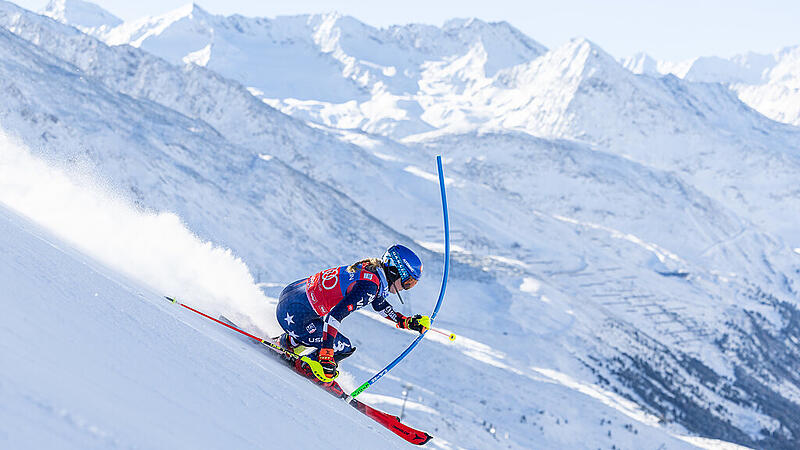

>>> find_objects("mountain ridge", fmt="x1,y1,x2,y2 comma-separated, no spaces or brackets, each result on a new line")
622,45,800,127
40,0,121,31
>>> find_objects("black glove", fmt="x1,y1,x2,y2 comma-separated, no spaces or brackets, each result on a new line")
396,314,431,334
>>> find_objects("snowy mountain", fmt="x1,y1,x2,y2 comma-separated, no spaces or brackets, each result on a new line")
620,51,661,76
734,46,800,126
3,1,800,448
479,39,800,247
623,46,800,127
1,127,712,449
40,0,121,32
91,4,546,98
78,3,546,138
0,16,417,295
74,3,800,251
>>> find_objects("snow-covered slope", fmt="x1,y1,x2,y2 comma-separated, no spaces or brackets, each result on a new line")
79,3,546,137
415,131,800,446
4,1,800,448
623,46,800,127
93,5,545,98
40,0,121,32
0,134,715,449
0,3,430,285
0,203,408,449
409,38,800,249
68,2,800,250
734,46,800,126
620,52,661,76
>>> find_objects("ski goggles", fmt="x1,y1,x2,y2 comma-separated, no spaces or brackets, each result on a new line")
402,276,418,290
387,266,419,290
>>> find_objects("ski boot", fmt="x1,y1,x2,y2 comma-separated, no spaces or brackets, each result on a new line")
293,347,356,386
292,356,337,386
278,332,306,358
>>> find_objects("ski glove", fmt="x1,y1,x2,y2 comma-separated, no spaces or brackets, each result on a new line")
397,314,431,334
318,348,338,378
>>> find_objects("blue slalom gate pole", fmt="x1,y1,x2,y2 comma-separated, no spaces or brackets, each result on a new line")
349,155,450,399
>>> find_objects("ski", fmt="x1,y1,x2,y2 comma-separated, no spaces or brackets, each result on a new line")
212,311,433,445
164,296,432,444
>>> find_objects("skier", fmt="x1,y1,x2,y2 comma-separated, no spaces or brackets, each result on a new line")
275,244,430,382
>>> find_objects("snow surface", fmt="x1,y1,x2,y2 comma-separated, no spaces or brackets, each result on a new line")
81,4,546,138
77,3,800,253
622,46,800,127
40,0,121,31
3,1,800,448
0,192,407,450
1,132,710,449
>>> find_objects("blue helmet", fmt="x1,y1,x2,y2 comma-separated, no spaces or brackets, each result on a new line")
382,244,422,289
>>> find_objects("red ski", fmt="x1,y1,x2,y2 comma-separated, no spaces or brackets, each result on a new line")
298,366,433,446
210,312,432,445
164,297,432,445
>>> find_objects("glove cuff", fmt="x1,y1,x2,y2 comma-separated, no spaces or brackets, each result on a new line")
318,348,334,362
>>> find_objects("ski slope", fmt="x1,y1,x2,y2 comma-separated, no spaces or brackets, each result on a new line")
0,128,748,450
4,1,800,448
0,194,412,449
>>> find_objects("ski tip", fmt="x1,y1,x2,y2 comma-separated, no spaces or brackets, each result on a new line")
418,433,433,445
164,296,176,303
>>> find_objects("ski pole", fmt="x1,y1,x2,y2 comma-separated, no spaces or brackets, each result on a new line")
163,296,334,382
164,296,268,342
429,327,456,341
349,155,450,400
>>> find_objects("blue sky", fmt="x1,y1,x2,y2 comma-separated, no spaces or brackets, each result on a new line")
13,0,800,60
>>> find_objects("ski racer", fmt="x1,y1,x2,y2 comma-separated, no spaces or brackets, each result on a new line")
275,244,430,382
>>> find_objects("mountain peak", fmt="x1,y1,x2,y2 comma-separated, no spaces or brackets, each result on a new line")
438,17,547,71
552,37,622,75
443,17,484,30
162,2,212,21
621,52,659,76
564,37,603,54
684,52,777,84
41,0,122,30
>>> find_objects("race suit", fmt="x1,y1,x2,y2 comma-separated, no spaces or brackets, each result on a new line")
275,263,404,357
